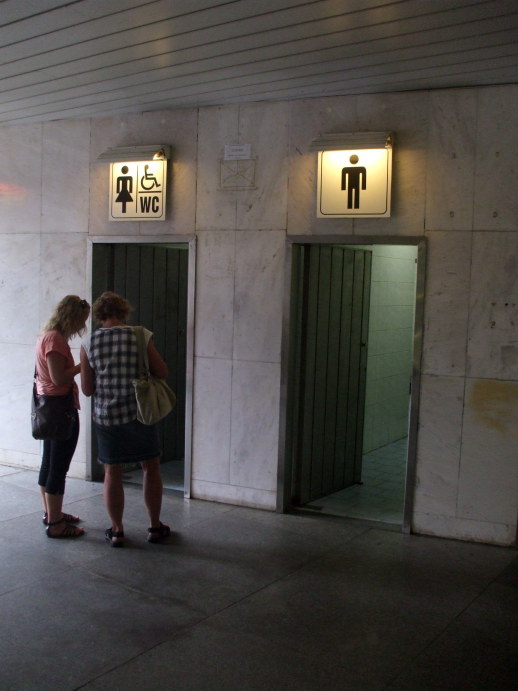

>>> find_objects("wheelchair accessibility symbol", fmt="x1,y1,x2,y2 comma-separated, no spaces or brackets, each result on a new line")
140,164,161,191
109,160,167,221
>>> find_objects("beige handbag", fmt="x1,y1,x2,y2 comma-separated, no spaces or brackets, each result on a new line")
132,326,176,425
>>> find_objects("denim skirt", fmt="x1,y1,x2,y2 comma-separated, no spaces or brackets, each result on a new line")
94,419,161,465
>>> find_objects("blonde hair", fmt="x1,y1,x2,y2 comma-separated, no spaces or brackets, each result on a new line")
43,295,90,341
92,291,133,324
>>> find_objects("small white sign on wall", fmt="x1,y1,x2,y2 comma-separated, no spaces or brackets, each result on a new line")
224,143,252,160
109,160,167,221
317,148,392,218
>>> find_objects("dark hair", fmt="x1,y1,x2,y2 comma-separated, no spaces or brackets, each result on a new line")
43,295,90,340
92,291,133,323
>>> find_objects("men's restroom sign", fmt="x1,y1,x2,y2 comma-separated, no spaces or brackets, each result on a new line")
109,160,167,221
317,148,392,218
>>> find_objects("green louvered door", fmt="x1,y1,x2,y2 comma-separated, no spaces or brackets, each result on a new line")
288,245,371,505
91,243,188,475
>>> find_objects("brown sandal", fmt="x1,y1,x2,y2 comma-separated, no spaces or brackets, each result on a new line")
46,519,84,539
42,512,80,526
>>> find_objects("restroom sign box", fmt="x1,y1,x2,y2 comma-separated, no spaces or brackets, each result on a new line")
109,160,167,221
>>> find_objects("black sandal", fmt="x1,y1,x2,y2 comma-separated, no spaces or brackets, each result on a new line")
46,519,84,539
147,522,171,543
42,512,81,526
105,527,125,548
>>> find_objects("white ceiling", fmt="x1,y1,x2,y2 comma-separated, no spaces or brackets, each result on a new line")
1,0,518,126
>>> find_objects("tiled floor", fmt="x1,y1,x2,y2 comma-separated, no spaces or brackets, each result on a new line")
305,438,408,525
0,463,517,690
126,440,408,526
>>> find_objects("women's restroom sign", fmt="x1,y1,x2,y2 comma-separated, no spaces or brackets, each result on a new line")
109,160,167,221
317,148,392,217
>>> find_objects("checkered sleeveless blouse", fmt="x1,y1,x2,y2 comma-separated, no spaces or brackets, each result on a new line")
86,326,148,426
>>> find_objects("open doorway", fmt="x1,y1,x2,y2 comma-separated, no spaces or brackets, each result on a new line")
278,237,425,531
88,238,195,497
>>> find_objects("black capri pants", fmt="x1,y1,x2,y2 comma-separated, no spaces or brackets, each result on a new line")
38,410,80,495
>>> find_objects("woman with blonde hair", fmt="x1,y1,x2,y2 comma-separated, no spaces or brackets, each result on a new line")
80,291,170,547
35,295,90,538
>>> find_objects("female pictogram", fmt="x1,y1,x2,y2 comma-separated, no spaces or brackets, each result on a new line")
115,166,133,213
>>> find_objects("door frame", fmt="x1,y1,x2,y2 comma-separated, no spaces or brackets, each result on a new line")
277,235,426,534
85,235,196,499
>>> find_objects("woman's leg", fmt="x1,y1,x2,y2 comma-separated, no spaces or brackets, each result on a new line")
140,457,163,528
44,415,83,537
46,492,65,525
103,464,125,537
38,441,51,515
39,485,48,516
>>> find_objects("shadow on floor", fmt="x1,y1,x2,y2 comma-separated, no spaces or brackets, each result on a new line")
0,463,516,690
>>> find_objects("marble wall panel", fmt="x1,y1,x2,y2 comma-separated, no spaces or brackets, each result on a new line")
287,96,357,236
413,374,464,517
0,124,42,234
39,234,88,338
194,231,235,359
457,378,518,526
233,231,284,363
3,85,518,546
230,360,280,492
0,234,40,345
140,109,198,235
354,91,429,236
467,232,518,379
425,89,477,231
234,101,289,230
196,105,240,230
191,356,232,485
422,231,471,376
89,114,146,237
412,511,515,546
0,344,40,456
42,120,90,235
190,478,276,510
474,85,518,230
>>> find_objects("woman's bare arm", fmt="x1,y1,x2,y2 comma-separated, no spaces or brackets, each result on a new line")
80,346,96,396
46,352,80,387
147,339,168,379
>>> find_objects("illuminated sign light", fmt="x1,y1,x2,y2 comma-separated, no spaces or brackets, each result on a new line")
311,133,393,218
109,160,167,221
97,145,170,222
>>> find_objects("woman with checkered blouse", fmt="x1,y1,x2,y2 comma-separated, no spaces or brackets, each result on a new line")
80,291,171,547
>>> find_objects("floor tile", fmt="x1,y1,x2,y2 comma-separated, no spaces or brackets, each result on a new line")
0,465,516,691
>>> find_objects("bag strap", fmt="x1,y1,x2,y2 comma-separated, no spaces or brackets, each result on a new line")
133,326,150,377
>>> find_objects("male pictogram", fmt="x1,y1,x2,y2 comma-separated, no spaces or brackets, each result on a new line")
341,155,367,209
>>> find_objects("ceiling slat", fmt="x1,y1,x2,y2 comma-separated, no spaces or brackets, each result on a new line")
1,0,510,74
2,28,518,118
0,0,517,125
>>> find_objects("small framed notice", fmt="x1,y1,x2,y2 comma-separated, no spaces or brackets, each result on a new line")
224,144,252,160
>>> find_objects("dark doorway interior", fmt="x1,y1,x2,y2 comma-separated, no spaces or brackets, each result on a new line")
284,241,419,528
287,244,372,505
91,242,188,492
